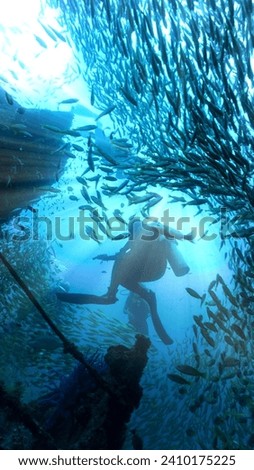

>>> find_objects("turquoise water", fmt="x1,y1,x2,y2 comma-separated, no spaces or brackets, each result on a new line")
0,0,253,450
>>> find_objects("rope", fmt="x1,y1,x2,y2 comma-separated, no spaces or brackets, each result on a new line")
0,252,116,397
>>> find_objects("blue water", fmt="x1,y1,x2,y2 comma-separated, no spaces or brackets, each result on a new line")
0,0,253,450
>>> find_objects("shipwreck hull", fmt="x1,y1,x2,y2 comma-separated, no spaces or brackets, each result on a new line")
0,87,73,221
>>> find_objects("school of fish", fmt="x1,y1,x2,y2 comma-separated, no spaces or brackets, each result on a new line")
0,0,253,450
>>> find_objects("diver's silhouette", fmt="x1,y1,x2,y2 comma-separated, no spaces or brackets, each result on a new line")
124,292,150,336
57,220,194,345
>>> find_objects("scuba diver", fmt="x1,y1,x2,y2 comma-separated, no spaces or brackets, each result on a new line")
124,292,150,336
57,218,194,345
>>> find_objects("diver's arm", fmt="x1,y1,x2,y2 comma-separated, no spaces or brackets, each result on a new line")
93,254,117,261
163,226,196,242
183,229,196,242
93,240,132,262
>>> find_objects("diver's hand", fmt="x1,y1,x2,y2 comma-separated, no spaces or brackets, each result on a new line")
93,254,109,261
184,229,196,243
93,254,116,261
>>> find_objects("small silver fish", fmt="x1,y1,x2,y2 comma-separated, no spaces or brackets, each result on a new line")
95,105,116,121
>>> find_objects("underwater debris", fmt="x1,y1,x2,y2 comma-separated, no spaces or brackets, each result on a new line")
0,252,115,397
34,335,150,449
0,383,55,449
0,87,73,221
0,332,150,450
131,429,143,450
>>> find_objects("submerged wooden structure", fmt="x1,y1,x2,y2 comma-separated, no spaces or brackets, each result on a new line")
0,335,150,450
0,87,73,221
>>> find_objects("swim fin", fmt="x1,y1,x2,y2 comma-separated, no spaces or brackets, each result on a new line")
56,292,117,305
150,309,173,345
144,291,173,345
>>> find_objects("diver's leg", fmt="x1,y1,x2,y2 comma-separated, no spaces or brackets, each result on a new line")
105,261,120,301
57,256,122,304
122,282,173,345
105,249,128,301
56,292,117,304
56,263,120,305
